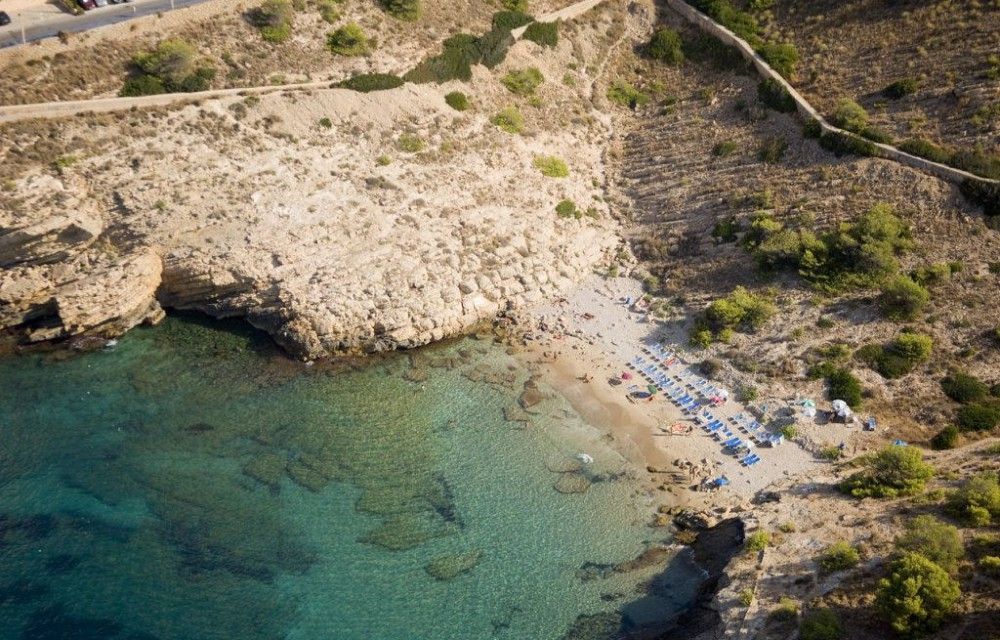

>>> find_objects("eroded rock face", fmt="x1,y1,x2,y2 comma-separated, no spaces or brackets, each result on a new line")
2,77,618,357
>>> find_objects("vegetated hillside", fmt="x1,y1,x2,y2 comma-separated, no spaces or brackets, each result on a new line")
764,0,1000,170
606,10,1000,446
0,0,568,104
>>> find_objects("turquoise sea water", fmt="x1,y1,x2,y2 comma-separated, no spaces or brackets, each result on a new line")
0,315,701,640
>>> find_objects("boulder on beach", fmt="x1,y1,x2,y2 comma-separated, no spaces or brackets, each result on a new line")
553,472,590,494
425,550,482,581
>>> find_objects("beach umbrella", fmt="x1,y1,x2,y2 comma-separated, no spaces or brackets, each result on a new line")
831,399,848,412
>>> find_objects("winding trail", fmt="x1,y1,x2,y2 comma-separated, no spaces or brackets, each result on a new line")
0,0,610,124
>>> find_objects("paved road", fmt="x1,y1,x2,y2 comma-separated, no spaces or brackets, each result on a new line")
0,0,209,48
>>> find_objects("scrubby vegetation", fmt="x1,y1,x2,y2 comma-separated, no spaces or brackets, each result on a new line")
501,67,544,96
799,608,841,640
947,472,1000,526
745,529,771,553
691,287,775,346
378,0,420,21
884,77,919,99
856,331,933,379
876,552,961,635
956,403,1000,432
647,28,684,65
878,275,930,321
758,136,787,163
607,81,650,110
687,0,798,76
120,39,216,96
830,99,891,144
895,515,964,573
491,106,524,134
532,155,569,178
839,446,934,499
941,372,989,404
757,78,795,112
444,91,470,111
817,541,860,573
326,23,370,56
523,22,558,48
931,425,959,450
743,202,913,294
555,199,580,219
405,27,512,84
247,0,295,44
335,74,404,92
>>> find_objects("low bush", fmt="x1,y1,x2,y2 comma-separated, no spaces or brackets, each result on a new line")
712,140,738,157
501,67,544,96
492,9,533,31
896,515,964,572
555,199,580,219
491,106,524,134
884,77,919,98
876,552,960,635
818,130,880,158
960,179,1000,217
327,23,370,56
406,33,495,83
799,608,841,640
878,275,929,321
444,91,469,111
899,138,952,164
956,403,1000,432
379,0,420,20
857,332,933,379
779,423,798,440
758,136,787,163
711,215,740,241
523,21,558,48
830,98,868,132
757,41,798,76
607,81,649,110
931,425,959,450
818,541,860,573
819,446,843,461
745,530,771,553
942,372,989,403
980,556,1000,576
532,155,568,178
647,28,684,65
335,73,403,92
316,0,339,23
910,262,952,287
757,78,795,112
947,472,1000,526
704,286,775,334
951,148,1000,180
826,369,862,408
121,39,216,96
682,34,746,71
839,446,934,498
771,596,798,621
396,133,425,153
248,0,294,43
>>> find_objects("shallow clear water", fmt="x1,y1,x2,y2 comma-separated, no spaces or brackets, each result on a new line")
0,315,701,640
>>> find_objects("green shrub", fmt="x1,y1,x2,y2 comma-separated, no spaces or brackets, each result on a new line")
818,541,860,573
951,148,1000,180
818,130,881,158
532,155,568,178
942,372,989,403
607,81,649,109
396,133,425,153
980,555,1000,576
827,369,862,408
896,515,964,572
931,425,959,450
712,140,738,157
501,67,544,95
757,42,798,76
335,73,404,92
555,199,579,219
899,138,952,164
799,608,841,640
839,446,934,498
491,106,524,134
682,33,746,71
819,446,843,461
379,0,420,20
858,332,933,379
316,0,339,23
830,98,869,132
876,552,961,635
123,39,216,95
647,28,684,65
501,0,527,10
318,117,332,128
745,530,771,553
523,21,558,48
771,596,798,621
779,423,798,440
885,77,919,99
248,0,294,43
492,9,533,31
739,588,754,606
758,136,787,163
878,275,929,321
704,286,776,334
327,23,370,56
910,262,952,287
711,215,740,241
444,91,470,111
757,78,795,112
406,33,488,83
956,403,1000,432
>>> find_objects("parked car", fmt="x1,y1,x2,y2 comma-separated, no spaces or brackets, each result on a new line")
0,11,11,25
94,0,108,6
77,0,97,10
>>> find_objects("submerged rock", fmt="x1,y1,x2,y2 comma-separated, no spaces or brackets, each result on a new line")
287,460,330,492
424,549,482,581
545,456,583,473
359,512,456,551
242,453,288,491
553,472,590,494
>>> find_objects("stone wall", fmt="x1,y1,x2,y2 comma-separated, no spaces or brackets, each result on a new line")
663,0,1000,190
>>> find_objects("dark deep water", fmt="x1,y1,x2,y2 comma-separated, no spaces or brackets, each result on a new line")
0,314,703,639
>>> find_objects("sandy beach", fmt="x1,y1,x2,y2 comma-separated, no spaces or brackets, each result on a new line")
518,274,820,513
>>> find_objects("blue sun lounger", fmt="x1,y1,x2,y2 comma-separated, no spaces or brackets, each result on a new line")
722,437,742,449
741,453,760,466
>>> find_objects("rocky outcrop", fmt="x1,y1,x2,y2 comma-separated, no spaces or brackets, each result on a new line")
0,213,102,267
